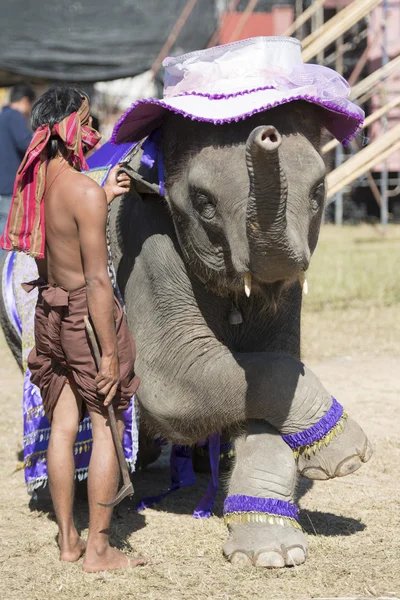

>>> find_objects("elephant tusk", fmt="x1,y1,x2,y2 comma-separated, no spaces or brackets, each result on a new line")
298,271,308,295
244,273,252,297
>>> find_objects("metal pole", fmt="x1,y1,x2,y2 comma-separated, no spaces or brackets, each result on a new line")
335,145,344,225
316,3,325,64
380,0,389,229
335,3,345,226
295,0,304,40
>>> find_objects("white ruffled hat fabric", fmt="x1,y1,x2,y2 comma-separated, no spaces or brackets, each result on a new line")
112,36,364,146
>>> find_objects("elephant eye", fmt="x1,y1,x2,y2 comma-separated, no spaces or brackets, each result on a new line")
310,182,325,212
192,190,217,220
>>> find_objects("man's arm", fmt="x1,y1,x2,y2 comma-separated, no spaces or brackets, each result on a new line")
10,111,32,154
74,181,119,405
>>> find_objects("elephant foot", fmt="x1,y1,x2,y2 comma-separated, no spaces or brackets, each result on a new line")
223,522,308,568
297,416,373,480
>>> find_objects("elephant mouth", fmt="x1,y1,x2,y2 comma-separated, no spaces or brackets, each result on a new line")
226,270,296,309
231,268,306,309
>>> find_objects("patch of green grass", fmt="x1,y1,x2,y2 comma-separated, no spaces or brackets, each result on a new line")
303,224,400,312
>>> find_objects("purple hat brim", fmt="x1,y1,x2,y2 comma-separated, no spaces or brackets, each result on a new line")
112,91,364,147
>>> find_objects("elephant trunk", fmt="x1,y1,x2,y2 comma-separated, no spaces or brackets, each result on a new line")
246,125,287,239
245,125,292,282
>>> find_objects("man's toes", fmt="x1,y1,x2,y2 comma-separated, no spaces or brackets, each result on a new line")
230,551,253,566
254,551,285,568
286,546,306,566
129,557,148,567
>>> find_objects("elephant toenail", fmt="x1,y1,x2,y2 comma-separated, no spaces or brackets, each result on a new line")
230,551,253,566
335,455,362,477
254,551,285,568
301,467,330,480
362,439,373,463
286,546,306,566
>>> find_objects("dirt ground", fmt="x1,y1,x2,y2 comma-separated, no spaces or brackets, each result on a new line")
1,225,400,600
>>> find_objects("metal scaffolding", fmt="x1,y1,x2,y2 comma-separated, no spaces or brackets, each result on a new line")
212,0,399,225
289,0,399,226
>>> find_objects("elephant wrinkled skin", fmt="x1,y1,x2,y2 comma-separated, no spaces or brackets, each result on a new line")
108,102,371,567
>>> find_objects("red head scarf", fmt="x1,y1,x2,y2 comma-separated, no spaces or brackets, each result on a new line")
0,96,101,258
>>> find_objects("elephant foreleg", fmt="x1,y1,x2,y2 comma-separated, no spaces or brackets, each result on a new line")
223,420,307,567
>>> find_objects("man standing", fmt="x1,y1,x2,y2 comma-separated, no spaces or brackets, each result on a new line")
0,83,35,255
0,86,145,572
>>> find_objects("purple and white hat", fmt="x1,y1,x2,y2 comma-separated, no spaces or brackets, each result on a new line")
112,36,364,146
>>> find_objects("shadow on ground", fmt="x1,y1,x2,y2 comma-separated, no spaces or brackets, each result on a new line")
28,480,146,551
26,444,365,548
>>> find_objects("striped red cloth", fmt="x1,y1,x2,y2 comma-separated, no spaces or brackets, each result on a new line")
0,96,101,258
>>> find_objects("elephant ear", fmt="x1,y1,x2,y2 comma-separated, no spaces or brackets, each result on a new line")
118,163,162,196
117,137,165,198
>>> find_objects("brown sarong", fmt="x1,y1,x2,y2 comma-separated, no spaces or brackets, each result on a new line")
23,278,139,423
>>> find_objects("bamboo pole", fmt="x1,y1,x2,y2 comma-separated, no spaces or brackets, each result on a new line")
326,122,400,199
348,30,379,86
150,0,200,75
322,96,400,154
328,140,400,200
302,0,382,61
302,0,381,49
349,54,400,100
282,0,327,38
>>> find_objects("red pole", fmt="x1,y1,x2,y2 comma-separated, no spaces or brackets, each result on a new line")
207,0,242,48
228,0,260,43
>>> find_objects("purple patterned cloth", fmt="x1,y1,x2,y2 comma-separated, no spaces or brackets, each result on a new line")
2,252,22,339
140,130,165,197
134,432,221,519
224,495,299,520
86,141,136,172
281,397,344,450
23,370,138,492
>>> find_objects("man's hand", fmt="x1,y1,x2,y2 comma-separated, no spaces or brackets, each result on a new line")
103,164,131,204
95,354,121,406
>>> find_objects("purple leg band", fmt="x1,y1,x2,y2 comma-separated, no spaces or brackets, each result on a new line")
224,495,299,520
281,397,344,450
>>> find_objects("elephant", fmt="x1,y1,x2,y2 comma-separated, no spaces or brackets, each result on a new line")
107,99,372,568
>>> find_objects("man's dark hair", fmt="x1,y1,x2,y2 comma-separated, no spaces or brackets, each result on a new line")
91,114,100,132
31,85,89,160
10,83,36,104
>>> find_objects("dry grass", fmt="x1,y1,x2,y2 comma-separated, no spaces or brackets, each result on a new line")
1,224,400,600
302,224,400,361
303,224,400,312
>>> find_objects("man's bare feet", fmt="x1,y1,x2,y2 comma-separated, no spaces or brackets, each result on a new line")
57,532,87,562
82,546,147,573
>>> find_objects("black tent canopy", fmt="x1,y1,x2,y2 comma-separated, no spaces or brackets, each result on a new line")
0,0,217,85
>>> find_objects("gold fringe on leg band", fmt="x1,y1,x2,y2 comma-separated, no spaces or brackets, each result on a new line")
293,412,348,459
224,512,302,530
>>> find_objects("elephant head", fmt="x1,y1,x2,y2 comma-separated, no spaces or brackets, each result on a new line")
161,101,326,303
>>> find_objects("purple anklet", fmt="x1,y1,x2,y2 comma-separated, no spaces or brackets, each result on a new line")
281,397,348,458
223,495,302,530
